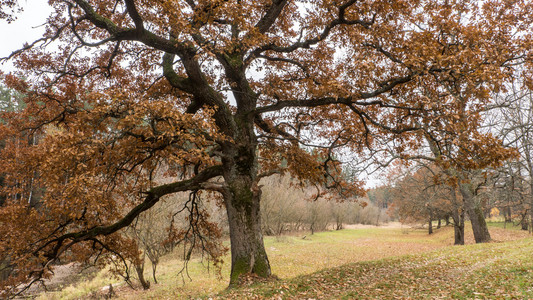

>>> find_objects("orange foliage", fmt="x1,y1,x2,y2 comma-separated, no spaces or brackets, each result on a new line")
0,0,532,295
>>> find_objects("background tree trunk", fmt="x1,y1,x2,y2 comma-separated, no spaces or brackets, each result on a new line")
521,210,529,231
460,184,491,243
134,256,150,290
530,182,533,234
450,187,465,245
452,208,465,245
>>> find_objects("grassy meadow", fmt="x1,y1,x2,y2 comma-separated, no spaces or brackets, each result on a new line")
36,223,532,299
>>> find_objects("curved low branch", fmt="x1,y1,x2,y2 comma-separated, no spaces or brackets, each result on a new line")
73,165,222,241
6,164,224,298
34,165,224,266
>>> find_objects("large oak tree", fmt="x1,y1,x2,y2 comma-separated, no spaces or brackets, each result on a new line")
0,0,531,296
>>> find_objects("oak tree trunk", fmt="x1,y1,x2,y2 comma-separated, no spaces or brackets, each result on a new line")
225,177,271,285
460,184,491,243
222,108,271,285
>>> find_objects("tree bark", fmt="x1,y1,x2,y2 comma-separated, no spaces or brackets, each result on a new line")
222,109,272,285
450,187,465,245
451,207,465,245
524,147,533,234
530,181,533,234
505,205,512,223
225,177,271,285
521,210,529,231
459,183,491,243
134,256,150,290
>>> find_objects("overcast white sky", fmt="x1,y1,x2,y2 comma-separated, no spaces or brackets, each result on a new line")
0,1,52,71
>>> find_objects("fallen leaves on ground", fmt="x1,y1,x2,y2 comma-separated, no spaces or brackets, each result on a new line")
217,235,533,299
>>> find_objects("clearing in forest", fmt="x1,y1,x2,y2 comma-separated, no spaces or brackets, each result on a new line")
37,224,530,299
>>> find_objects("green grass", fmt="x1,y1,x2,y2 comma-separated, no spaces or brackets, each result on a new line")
487,220,527,231
115,227,451,299
37,224,532,299
219,237,533,299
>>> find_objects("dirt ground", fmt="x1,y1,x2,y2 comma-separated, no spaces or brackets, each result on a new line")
23,262,98,297
344,221,405,229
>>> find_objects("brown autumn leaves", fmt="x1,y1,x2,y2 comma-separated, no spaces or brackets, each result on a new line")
0,0,532,297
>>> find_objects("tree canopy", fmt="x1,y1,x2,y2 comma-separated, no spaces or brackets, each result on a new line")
1,0,532,296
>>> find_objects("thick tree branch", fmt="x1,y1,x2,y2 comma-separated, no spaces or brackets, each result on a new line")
75,0,233,136
73,0,190,54
35,165,224,258
124,0,144,31
255,0,288,34
162,53,195,94
254,114,296,140
255,74,414,114
71,0,237,139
